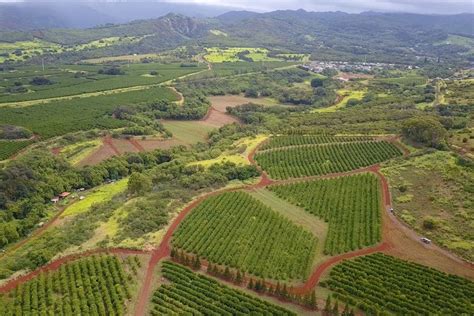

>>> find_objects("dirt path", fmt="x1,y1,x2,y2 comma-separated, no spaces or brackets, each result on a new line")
128,138,146,152
0,200,78,261
0,248,149,293
1,136,472,313
103,135,121,155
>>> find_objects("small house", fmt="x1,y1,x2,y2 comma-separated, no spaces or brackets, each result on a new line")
51,197,60,203
59,192,70,199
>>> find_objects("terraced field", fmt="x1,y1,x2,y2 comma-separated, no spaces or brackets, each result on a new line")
269,173,382,255
151,261,295,315
255,136,402,179
172,191,317,280
323,253,474,315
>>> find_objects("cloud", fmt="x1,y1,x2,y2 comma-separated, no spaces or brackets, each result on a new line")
4,0,474,14
163,0,474,14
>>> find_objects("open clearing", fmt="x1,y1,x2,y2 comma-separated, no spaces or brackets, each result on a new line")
312,89,366,113
208,95,279,112
60,178,128,218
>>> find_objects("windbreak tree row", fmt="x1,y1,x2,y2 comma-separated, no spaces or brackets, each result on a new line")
172,191,317,281
322,253,474,315
270,173,382,255
151,261,295,316
255,139,402,179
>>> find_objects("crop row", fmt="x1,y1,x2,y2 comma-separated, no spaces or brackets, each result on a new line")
255,140,402,179
323,253,474,315
172,191,317,280
150,261,295,315
260,135,374,150
0,140,32,160
0,63,203,103
0,87,176,139
0,255,133,316
269,173,381,255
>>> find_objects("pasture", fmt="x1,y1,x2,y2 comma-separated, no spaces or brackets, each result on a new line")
61,178,128,218
204,47,280,63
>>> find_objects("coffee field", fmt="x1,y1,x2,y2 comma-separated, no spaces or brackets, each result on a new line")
172,191,317,280
151,261,295,315
269,173,382,255
323,253,474,315
255,139,402,179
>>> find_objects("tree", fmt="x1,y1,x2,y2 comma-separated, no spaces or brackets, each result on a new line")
235,270,243,284
324,295,332,313
311,78,324,88
401,117,447,148
192,256,201,270
30,77,52,85
332,300,339,315
127,172,152,195
244,88,258,98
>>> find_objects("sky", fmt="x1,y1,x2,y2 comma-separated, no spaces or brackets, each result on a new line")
0,0,473,14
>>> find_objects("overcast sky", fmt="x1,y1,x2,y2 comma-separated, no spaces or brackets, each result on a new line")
1,0,473,14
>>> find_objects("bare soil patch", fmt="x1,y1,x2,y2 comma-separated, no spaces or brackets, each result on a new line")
138,138,185,151
202,107,239,127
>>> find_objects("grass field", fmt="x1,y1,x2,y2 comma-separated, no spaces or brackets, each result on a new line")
59,139,102,165
312,89,366,113
204,47,281,63
443,79,474,105
269,173,381,255
382,150,474,261
172,191,317,280
323,253,474,315
162,121,215,144
61,179,128,218
190,134,268,167
0,36,143,63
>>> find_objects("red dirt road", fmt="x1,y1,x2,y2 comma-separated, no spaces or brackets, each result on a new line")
2,136,472,314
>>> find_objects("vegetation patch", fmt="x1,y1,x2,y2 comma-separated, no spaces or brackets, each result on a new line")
172,191,317,280
312,89,366,113
322,253,474,315
382,150,474,261
60,139,102,165
204,47,281,63
151,261,295,315
61,179,128,218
